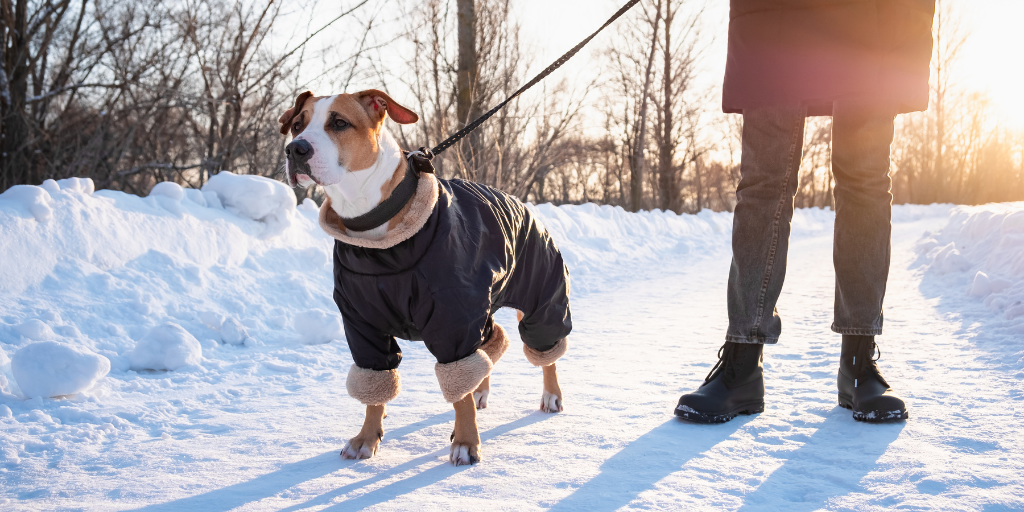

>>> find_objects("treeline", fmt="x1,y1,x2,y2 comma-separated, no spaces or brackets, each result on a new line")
3,0,1022,212
0,0,377,196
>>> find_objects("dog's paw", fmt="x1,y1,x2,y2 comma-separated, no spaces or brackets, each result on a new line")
540,391,563,413
449,442,481,466
341,436,380,460
473,389,489,410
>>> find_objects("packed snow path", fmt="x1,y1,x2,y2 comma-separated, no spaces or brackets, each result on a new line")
1,181,1023,510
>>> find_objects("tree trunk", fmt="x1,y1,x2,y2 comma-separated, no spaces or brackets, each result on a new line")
630,2,661,212
657,1,674,212
456,0,479,177
1,0,31,190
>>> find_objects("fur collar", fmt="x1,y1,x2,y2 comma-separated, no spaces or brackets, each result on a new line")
318,173,439,249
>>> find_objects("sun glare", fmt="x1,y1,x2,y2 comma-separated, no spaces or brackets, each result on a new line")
960,0,1024,131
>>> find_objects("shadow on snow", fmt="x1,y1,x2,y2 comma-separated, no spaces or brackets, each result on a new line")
131,411,455,511
546,416,755,512
133,410,554,511
736,408,904,512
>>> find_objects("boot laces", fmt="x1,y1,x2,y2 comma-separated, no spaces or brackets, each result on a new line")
704,344,729,384
704,343,752,385
853,341,888,388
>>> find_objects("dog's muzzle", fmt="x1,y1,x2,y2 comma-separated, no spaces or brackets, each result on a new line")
285,139,314,186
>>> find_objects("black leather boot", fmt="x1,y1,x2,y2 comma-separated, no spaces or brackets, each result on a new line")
837,335,908,422
675,342,765,423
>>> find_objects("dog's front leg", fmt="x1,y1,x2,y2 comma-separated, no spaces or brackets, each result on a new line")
541,364,563,413
450,394,481,465
341,404,386,459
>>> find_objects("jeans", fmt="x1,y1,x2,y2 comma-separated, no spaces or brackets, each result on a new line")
725,100,895,344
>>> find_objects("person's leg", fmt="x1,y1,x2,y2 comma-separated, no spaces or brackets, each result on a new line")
830,98,907,422
677,104,806,423
726,104,807,344
831,99,893,336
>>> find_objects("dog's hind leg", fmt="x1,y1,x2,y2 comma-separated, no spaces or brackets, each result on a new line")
341,404,386,459
523,337,568,413
450,393,481,465
473,376,490,410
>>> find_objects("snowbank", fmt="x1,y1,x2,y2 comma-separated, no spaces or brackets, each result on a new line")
917,202,1024,335
11,342,110,398
530,203,733,293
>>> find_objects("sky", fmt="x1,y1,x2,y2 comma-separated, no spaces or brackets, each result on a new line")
957,0,1024,130
514,0,1024,130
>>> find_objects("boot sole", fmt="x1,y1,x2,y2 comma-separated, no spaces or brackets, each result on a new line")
838,395,909,423
674,401,765,424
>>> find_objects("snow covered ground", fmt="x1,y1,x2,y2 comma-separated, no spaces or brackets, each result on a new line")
1,177,1022,511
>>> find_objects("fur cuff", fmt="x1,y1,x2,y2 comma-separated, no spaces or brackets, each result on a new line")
346,365,401,405
319,173,439,249
480,324,510,364
435,350,493,403
523,338,568,367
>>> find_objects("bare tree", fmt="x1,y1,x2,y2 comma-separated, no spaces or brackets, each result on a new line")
1,0,375,196
395,0,589,202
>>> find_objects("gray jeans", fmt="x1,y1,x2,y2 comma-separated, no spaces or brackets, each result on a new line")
726,100,895,344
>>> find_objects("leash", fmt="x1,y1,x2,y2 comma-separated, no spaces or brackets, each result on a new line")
341,0,640,232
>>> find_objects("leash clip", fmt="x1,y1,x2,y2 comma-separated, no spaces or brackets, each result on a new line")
406,146,436,175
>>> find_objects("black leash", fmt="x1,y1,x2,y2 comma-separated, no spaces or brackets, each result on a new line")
340,0,640,232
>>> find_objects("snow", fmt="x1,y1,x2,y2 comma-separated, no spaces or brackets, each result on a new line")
0,184,54,222
201,171,296,239
13,319,57,341
294,309,345,345
1,175,1023,510
127,323,203,371
915,202,1024,365
10,342,110,398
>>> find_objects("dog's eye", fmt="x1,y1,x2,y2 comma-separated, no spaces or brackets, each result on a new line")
332,118,350,130
292,121,302,133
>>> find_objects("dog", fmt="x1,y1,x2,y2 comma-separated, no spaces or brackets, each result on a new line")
278,89,572,465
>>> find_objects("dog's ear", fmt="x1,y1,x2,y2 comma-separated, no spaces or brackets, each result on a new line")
279,91,314,135
357,89,419,125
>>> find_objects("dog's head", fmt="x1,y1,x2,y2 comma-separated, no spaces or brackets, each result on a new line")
278,90,419,188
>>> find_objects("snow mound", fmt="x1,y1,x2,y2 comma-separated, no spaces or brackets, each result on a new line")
149,181,185,201
220,317,250,346
293,309,344,345
0,184,54,222
129,323,203,371
14,319,58,341
56,177,96,194
201,171,296,239
11,341,110,398
918,202,1024,333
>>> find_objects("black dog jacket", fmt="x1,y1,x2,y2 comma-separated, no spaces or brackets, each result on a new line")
330,178,572,372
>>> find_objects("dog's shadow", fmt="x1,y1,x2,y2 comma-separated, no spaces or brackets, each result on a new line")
299,411,553,511
132,410,552,511
130,411,455,512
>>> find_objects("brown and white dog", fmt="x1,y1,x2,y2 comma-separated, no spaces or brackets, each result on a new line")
278,90,568,465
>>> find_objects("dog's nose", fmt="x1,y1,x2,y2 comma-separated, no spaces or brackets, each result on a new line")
286,139,314,164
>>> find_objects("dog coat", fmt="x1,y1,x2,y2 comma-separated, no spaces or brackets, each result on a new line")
319,174,572,399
